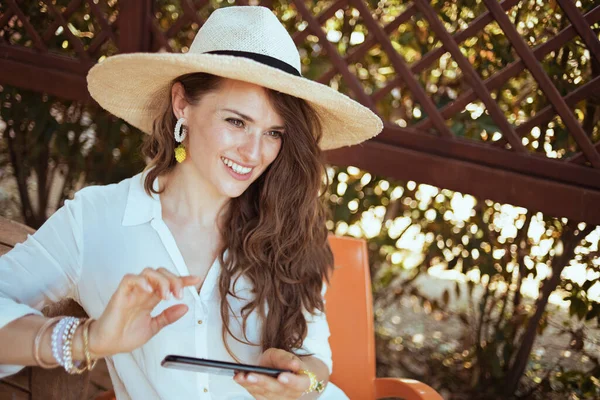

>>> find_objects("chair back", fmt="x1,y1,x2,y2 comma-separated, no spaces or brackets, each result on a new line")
325,235,376,399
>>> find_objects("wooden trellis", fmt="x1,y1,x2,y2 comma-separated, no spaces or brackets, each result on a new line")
0,0,599,226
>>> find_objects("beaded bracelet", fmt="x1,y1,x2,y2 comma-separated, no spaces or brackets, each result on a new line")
57,317,79,370
47,316,98,374
63,317,83,373
51,316,75,366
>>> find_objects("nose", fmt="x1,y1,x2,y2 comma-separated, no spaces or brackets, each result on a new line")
237,128,262,164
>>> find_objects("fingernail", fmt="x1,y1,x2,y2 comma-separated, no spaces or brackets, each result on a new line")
177,288,183,299
247,374,257,383
143,282,153,293
279,375,289,384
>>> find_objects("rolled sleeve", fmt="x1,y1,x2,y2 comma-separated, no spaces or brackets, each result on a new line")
296,283,333,375
0,193,85,377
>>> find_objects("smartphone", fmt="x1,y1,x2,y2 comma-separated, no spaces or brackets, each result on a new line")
161,355,293,377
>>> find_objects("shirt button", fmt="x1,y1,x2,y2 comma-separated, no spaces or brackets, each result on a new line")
197,319,203,325
203,388,208,393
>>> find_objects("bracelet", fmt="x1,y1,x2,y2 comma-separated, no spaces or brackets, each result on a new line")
51,316,75,366
299,369,326,394
33,317,61,369
82,318,98,371
48,317,97,374
63,317,83,374
57,317,79,370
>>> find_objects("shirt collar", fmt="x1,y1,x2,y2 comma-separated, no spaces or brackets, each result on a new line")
122,170,160,226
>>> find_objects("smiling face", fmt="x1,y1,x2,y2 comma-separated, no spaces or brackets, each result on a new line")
172,78,285,199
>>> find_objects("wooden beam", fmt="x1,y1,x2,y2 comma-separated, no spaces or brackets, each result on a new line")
118,0,152,53
377,126,600,190
325,140,600,225
0,46,91,102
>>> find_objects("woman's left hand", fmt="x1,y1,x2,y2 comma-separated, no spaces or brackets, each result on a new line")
234,348,311,400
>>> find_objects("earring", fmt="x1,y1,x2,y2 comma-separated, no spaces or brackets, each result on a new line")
174,117,187,163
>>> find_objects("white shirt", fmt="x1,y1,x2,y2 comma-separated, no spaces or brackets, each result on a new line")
0,172,348,399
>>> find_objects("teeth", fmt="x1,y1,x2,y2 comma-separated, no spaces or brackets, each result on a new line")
221,157,252,175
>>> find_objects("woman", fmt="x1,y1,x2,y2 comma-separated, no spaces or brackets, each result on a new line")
0,6,382,399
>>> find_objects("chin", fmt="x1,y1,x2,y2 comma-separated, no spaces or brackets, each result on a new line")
219,183,250,199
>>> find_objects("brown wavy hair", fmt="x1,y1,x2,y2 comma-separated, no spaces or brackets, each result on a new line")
142,73,333,359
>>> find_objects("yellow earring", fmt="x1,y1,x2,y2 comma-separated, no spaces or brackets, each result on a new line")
174,117,187,163
174,143,186,163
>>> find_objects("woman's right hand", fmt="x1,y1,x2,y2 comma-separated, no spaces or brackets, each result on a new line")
87,267,200,358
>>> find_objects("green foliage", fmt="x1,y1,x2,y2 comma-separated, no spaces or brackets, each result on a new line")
324,165,599,399
0,86,144,227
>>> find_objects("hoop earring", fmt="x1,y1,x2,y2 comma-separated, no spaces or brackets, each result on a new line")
174,117,187,163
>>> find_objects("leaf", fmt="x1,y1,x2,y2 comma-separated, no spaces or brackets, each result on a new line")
582,279,594,292
585,302,600,321
569,297,587,320
474,113,500,135
450,121,466,137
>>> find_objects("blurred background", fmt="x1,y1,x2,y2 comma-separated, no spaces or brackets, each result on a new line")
0,0,599,399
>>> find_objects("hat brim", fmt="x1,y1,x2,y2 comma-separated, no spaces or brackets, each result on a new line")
87,53,383,150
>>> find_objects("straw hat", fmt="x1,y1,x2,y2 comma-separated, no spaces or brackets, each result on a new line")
87,6,383,150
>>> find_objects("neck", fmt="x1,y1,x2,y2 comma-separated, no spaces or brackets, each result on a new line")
158,162,229,228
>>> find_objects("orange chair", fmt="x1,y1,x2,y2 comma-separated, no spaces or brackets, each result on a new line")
326,235,442,399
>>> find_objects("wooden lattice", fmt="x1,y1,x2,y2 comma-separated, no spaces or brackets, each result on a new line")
0,0,599,225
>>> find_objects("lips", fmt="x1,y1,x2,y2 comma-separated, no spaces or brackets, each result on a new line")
221,156,254,175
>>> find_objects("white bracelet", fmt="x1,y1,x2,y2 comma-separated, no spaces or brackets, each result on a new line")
62,318,82,373
51,317,73,366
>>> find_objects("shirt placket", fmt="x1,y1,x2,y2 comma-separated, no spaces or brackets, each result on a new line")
195,298,209,396
150,216,212,399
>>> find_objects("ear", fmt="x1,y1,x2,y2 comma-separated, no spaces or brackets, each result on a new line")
171,82,188,120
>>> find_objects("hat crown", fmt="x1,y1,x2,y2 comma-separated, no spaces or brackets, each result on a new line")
189,6,301,73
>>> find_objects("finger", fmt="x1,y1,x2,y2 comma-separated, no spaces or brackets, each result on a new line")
121,274,154,295
262,348,301,371
244,373,294,396
286,353,302,372
180,274,202,287
141,268,173,300
156,268,201,300
279,371,310,392
150,303,189,334
233,373,258,394
156,267,186,299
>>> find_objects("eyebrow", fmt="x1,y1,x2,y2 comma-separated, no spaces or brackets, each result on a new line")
222,108,285,130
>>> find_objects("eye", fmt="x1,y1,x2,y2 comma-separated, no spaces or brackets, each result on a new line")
266,131,283,139
226,118,244,128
